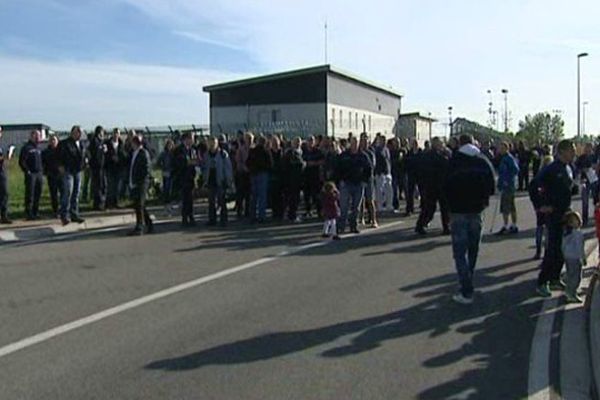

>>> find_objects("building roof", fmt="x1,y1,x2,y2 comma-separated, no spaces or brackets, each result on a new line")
400,112,437,122
0,123,51,131
203,65,403,98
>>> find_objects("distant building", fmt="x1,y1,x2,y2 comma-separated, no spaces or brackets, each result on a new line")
398,112,437,146
0,123,52,149
203,65,403,138
450,117,505,144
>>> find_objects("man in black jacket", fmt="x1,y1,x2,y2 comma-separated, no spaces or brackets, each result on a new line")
444,135,495,304
89,125,107,210
282,137,305,223
416,137,450,235
127,135,153,235
58,125,86,225
336,137,367,235
174,132,199,227
42,134,62,216
105,128,127,209
19,130,43,220
535,139,576,297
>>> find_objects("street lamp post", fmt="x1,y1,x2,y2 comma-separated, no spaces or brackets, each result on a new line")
501,89,509,133
448,106,453,136
583,101,589,137
577,52,589,137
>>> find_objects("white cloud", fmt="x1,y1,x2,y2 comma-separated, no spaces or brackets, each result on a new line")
172,30,246,51
0,56,238,130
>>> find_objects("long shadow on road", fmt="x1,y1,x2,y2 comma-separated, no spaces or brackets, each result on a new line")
145,255,553,399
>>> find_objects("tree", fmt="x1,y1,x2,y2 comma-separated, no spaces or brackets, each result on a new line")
516,112,564,145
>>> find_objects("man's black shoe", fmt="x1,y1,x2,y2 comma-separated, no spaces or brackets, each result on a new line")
415,226,427,235
350,227,361,234
61,218,70,226
72,216,85,224
495,227,508,236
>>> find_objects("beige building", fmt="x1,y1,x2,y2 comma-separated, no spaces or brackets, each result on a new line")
398,113,436,146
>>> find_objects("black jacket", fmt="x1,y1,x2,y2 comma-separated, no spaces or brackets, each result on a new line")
417,149,449,189
444,149,495,214
130,148,151,187
173,144,197,187
247,146,273,175
282,148,305,184
88,134,106,170
537,160,573,216
335,150,368,185
105,138,127,174
42,146,61,177
58,137,85,174
19,141,43,174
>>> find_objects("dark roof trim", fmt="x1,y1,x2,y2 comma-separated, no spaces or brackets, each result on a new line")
203,65,403,98
0,123,51,130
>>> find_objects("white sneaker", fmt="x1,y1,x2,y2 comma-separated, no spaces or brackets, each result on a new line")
452,293,474,305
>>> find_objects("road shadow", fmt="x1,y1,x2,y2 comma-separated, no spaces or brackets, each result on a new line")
144,255,555,399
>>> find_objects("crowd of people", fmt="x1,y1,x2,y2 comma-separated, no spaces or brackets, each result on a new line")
0,123,595,304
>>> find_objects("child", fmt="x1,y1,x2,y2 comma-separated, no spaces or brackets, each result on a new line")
321,181,341,240
529,155,554,259
561,211,585,303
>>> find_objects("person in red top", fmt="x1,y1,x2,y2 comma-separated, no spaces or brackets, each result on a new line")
321,181,341,240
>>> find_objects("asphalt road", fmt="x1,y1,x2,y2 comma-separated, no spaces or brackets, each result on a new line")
0,195,591,399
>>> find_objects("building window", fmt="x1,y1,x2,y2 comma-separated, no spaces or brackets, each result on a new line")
339,110,343,128
368,115,372,132
271,110,281,122
349,112,352,129
355,112,358,130
332,108,335,126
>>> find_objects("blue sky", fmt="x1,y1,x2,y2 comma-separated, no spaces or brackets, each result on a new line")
1,0,600,135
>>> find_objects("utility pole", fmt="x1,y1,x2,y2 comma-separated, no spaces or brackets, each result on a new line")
501,89,509,133
577,53,589,137
448,106,453,136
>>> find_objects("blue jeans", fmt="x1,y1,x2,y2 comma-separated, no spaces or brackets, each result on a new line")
250,173,269,221
450,213,483,298
60,172,82,220
338,181,364,233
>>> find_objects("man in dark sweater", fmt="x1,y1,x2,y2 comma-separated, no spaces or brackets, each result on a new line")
174,132,199,227
246,136,273,223
89,125,107,210
444,135,495,304
535,139,576,297
336,137,367,234
58,125,86,225
127,135,153,235
42,135,62,216
19,130,44,220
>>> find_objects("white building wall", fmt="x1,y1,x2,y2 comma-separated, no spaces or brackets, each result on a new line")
327,103,396,138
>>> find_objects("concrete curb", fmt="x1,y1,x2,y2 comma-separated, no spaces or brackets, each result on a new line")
0,214,139,243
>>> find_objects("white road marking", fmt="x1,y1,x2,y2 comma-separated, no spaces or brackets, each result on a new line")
528,244,598,399
0,220,404,359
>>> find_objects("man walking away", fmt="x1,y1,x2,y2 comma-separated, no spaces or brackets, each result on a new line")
127,135,153,236
282,137,305,223
58,125,86,225
89,125,107,210
0,125,12,224
536,140,576,297
42,135,62,217
496,142,520,235
444,135,495,304
19,130,44,220
517,141,531,191
202,136,233,226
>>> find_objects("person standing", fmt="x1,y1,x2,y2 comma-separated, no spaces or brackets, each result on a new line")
127,135,153,236
234,132,252,219
415,137,450,235
58,125,86,225
302,135,325,218
269,136,285,221
495,142,520,235
321,181,340,240
404,139,421,216
561,211,585,303
574,142,596,226
536,139,576,297
444,135,495,304
389,137,404,212
0,125,12,224
359,135,378,228
202,136,233,226
19,130,44,220
336,137,367,234
105,128,126,209
282,137,305,223
517,141,531,191
89,125,107,210
174,132,199,227
374,135,393,213
42,134,62,217
156,139,175,211
246,136,273,223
